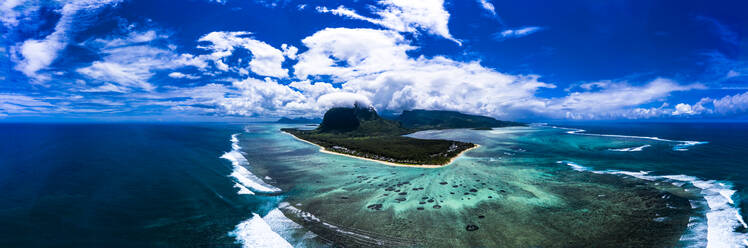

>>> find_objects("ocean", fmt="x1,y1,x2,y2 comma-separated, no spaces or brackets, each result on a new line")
0,122,746,247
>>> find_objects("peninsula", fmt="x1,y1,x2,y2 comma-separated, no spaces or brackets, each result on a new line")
281,105,523,167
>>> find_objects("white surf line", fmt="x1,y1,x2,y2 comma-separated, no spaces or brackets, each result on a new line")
608,144,651,152
554,126,708,151
223,133,310,248
557,161,748,248
221,133,282,194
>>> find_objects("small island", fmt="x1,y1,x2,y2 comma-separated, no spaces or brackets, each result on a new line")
282,104,523,167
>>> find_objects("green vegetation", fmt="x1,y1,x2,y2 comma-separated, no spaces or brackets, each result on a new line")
282,107,519,165
283,130,474,165
276,117,321,124
397,109,525,130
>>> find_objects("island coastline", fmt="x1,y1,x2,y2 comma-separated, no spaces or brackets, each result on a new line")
283,131,480,168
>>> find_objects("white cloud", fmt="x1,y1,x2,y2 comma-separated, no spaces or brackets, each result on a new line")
672,103,697,115
80,83,129,93
89,30,166,48
497,26,543,39
294,28,414,79
0,93,55,114
545,78,704,119
476,0,496,16
197,31,288,78
316,0,461,45
712,91,748,114
317,92,372,109
280,44,298,60
627,103,671,119
294,28,554,118
0,0,41,29
218,77,321,116
288,80,337,99
75,28,206,93
11,0,123,81
726,70,741,78
168,72,200,79
77,45,191,92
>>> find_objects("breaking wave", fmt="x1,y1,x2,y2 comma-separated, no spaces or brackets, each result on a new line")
223,133,323,247
229,213,294,248
221,134,281,195
557,161,748,248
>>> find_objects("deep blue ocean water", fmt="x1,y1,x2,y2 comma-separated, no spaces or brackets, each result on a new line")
0,122,746,247
0,123,271,247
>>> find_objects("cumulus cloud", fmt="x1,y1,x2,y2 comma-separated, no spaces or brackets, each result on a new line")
294,28,554,118
672,103,698,115
317,92,372,109
667,92,748,117
316,0,461,45
294,28,414,79
496,26,543,40
545,78,704,119
218,77,318,116
197,31,289,78
11,0,123,81
712,91,748,114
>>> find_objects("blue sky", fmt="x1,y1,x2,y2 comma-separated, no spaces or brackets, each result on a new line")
1,0,747,121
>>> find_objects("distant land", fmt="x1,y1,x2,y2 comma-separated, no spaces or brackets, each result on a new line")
276,117,322,124
397,109,525,130
282,106,523,167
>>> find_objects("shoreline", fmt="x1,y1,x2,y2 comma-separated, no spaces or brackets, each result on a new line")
282,131,479,168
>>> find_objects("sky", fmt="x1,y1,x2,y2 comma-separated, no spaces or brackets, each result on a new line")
0,0,747,122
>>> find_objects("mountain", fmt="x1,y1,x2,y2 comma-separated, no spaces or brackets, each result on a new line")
281,106,474,165
276,117,322,124
397,109,524,130
318,106,405,135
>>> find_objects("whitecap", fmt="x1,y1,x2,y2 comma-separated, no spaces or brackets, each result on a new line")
673,141,710,151
263,206,320,247
229,213,294,248
556,161,590,172
233,183,254,195
609,144,651,152
557,161,748,248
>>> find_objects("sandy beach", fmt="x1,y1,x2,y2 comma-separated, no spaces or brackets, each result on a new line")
282,131,479,168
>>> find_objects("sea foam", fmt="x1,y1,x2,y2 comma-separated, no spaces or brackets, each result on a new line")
224,133,300,247
229,213,294,248
557,161,748,248
221,134,281,194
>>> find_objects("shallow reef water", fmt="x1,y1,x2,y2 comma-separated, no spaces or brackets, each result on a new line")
230,124,746,247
